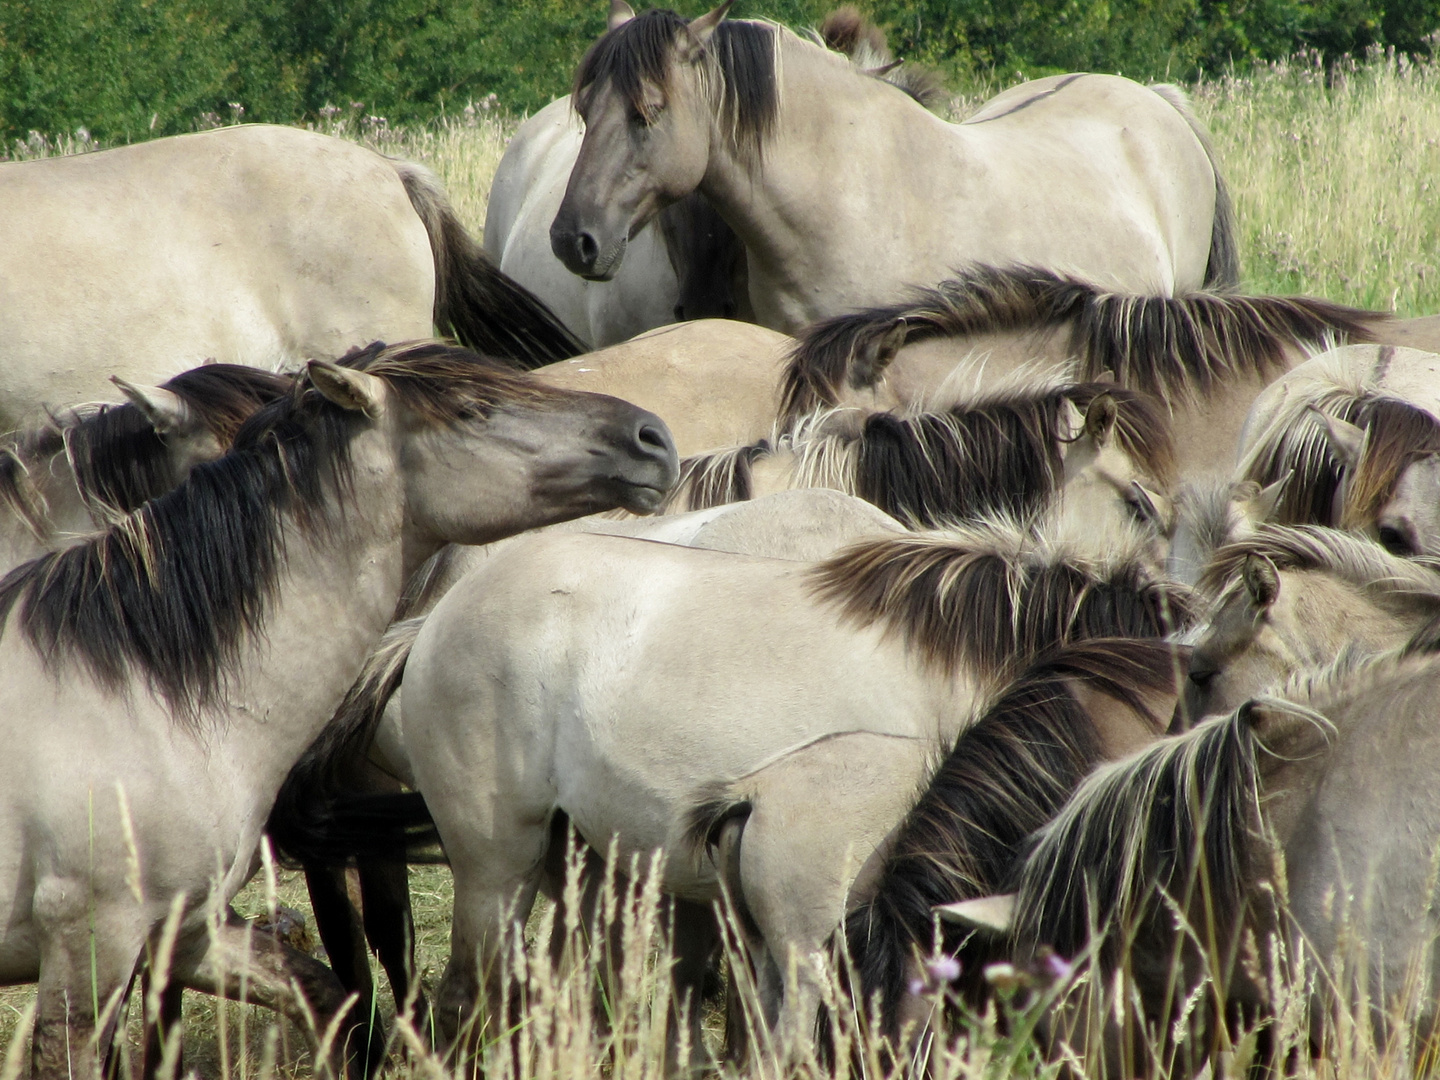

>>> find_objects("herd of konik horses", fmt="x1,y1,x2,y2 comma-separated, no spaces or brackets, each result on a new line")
5,1,1440,1077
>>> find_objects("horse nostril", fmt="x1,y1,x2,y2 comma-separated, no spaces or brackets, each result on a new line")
576,232,600,267
1379,524,1415,557
638,423,670,452
674,305,686,322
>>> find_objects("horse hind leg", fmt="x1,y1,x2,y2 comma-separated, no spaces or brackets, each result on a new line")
302,862,389,1074
139,974,184,1080
357,856,433,1047
666,897,721,1074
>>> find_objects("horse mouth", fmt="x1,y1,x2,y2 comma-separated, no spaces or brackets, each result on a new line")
584,236,629,280
615,480,669,514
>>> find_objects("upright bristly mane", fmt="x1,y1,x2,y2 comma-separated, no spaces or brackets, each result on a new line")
1008,708,1258,974
574,11,780,165
1342,397,1440,528
844,638,1179,1033
1198,524,1440,618
0,365,293,536
779,265,1381,425
809,519,1193,678
0,341,546,723
1239,353,1440,528
664,382,1174,525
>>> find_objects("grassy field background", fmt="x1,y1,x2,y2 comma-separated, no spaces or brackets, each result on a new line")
3,47,1440,1077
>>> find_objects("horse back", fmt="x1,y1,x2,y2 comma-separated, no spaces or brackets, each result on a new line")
0,125,433,425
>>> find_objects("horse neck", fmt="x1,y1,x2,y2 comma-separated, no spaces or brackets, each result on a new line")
1070,682,1176,760
1289,572,1424,663
697,37,932,326
209,428,414,789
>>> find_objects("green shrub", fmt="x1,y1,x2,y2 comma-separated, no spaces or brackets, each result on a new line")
2,0,1438,144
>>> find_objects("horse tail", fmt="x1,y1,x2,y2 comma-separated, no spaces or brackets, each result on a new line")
266,616,436,864
393,161,586,368
1150,84,1240,292
683,787,755,930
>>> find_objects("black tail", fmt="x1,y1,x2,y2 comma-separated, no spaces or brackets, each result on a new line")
394,161,587,368
277,790,445,865
267,618,438,864
1150,84,1240,291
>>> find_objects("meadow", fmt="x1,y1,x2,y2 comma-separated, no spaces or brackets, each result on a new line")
3,46,1440,1079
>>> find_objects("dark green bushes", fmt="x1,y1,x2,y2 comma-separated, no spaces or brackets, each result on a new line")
1,0,1436,143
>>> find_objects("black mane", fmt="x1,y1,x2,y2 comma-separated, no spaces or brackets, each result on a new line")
0,342,541,722
0,365,292,532
779,265,1381,426
844,638,1179,1034
810,528,1194,678
574,11,779,164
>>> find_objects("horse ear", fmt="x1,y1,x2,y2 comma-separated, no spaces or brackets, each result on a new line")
1248,471,1292,521
1307,406,1365,469
851,319,907,388
1242,552,1280,609
686,0,733,49
110,376,197,436
1084,391,1118,447
607,0,636,30
935,893,1016,934
308,360,385,415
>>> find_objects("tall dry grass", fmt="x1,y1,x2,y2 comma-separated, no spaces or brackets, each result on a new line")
1195,48,1440,316
7,49,1438,316
7,829,1440,1080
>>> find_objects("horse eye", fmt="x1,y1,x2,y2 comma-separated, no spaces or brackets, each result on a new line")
1125,496,1155,526
1188,667,1215,688
1379,525,1415,557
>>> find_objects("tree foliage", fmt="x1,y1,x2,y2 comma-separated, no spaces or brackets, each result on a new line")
1,0,1437,143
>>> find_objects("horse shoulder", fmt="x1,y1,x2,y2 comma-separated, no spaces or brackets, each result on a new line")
483,97,581,258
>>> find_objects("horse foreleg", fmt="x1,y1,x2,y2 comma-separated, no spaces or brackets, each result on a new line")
667,898,720,1074
139,972,184,1080
439,839,546,1074
357,856,432,1046
31,881,142,1080
171,913,378,1079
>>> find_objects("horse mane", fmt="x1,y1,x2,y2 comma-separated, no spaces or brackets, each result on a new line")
665,383,1174,526
778,265,1381,426
1198,523,1440,618
1008,705,1258,973
661,438,773,513
1172,479,1257,570
1342,397,1440,528
845,638,1180,1034
809,518,1194,678
1236,369,1368,526
574,11,780,166
0,341,547,723
0,365,293,536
